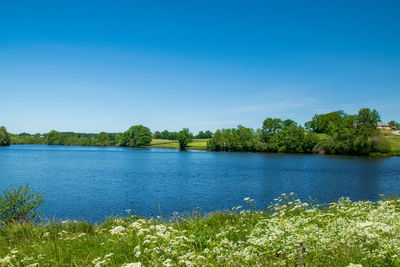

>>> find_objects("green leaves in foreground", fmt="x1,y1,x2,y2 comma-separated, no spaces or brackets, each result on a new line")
0,185,44,225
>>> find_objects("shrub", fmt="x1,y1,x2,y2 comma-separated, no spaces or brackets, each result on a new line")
0,185,44,224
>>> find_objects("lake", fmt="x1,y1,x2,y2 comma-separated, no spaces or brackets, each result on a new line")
0,145,399,222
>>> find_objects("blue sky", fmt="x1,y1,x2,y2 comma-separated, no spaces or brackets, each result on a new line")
1,0,399,134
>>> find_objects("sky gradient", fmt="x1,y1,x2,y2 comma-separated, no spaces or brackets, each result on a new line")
1,0,399,134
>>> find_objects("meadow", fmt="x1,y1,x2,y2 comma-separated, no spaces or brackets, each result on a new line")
150,139,209,150
1,194,399,266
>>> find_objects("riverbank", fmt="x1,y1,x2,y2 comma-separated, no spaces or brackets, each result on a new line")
150,134,400,156
0,195,399,266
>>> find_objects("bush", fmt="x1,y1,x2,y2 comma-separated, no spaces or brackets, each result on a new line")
0,185,44,224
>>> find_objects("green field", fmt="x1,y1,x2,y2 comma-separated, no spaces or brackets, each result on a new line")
1,195,400,266
149,139,208,150
385,133,400,152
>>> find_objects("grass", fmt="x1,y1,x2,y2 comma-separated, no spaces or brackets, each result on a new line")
149,139,208,150
1,195,400,266
376,132,400,156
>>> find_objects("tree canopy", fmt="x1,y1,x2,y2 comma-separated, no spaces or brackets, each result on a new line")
120,125,152,147
207,108,390,155
0,126,11,146
177,128,192,150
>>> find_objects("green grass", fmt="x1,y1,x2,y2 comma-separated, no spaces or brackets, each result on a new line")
1,195,400,266
149,139,208,150
386,134,400,152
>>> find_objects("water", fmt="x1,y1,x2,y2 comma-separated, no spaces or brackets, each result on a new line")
0,145,399,222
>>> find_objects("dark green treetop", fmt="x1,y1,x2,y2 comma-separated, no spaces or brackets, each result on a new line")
178,128,192,150
0,126,11,146
120,125,152,147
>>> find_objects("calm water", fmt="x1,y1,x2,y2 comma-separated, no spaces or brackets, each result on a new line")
0,145,399,222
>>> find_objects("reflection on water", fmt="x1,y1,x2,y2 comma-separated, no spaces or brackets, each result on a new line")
0,145,399,222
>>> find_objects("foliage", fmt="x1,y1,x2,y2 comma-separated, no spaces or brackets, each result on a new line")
0,185,44,224
153,130,179,140
195,130,213,139
207,108,389,155
0,195,400,266
6,107,397,155
262,118,282,142
177,128,192,150
355,108,381,137
119,125,152,147
12,131,122,146
389,120,400,129
0,126,11,146
207,126,262,152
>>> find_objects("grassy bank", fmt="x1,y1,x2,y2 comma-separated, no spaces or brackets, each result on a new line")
149,139,208,150
1,195,400,266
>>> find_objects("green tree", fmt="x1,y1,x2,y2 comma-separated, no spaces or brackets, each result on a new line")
47,130,63,145
303,131,320,153
95,132,109,146
178,128,192,150
120,125,152,147
153,131,162,139
0,126,11,146
207,129,223,151
388,120,400,129
277,124,305,153
0,184,44,224
356,108,381,137
262,118,282,142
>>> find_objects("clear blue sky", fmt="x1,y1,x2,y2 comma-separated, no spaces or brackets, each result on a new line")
1,0,399,134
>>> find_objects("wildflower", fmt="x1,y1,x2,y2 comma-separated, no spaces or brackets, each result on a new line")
0,256,12,264
110,226,126,235
122,263,142,267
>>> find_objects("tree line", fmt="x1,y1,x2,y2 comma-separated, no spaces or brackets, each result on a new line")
2,126,196,150
207,108,393,155
1,108,397,154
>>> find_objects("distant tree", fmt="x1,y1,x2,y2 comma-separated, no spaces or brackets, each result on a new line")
303,131,320,153
178,128,192,150
388,120,400,129
262,118,282,142
204,130,213,138
276,124,305,153
282,119,297,128
161,130,170,139
0,126,11,146
196,130,213,139
153,131,162,139
207,129,223,151
46,130,63,145
306,110,348,133
355,108,381,137
120,125,152,147
95,132,109,146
